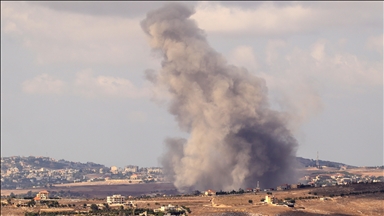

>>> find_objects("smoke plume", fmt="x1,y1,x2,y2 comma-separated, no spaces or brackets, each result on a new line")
141,3,298,192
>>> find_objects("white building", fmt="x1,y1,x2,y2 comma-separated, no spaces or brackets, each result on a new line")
265,195,277,204
159,204,175,212
107,194,125,204
124,165,139,173
110,166,119,174
147,167,163,174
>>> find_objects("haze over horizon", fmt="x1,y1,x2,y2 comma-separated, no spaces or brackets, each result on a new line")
1,2,383,168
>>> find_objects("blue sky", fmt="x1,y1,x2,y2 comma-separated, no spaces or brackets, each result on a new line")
1,1,383,167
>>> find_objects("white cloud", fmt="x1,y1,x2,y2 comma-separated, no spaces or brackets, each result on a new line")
192,2,311,35
265,39,287,65
228,46,258,71
310,39,326,62
1,1,152,66
21,69,150,99
22,74,66,95
366,34,383,55
192,2,381,36
73,69,150,99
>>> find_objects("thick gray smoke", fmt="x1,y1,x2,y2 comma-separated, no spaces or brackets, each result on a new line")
141,3,298,192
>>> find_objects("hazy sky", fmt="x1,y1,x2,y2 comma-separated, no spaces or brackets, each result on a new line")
1,1,383,168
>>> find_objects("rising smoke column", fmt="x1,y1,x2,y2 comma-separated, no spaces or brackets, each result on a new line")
141,3,298,192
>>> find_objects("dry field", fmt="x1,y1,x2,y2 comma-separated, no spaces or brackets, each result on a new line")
296,167,384,182
2,183,383,216
1,182,177,198
54,179,144,187
346,167,384,177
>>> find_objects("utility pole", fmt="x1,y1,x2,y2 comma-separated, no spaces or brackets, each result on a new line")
316,151,320,169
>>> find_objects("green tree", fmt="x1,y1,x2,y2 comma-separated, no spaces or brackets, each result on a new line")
193,190,201,196
90,203,99,211
27,199,36,207
103,203,110,210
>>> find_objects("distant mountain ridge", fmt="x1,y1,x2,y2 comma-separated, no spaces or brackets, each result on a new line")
296,156,356,168
1,155,356,171
1,156,106,171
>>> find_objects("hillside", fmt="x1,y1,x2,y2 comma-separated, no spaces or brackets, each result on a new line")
296,156,356,168
1,156,106,172
1,156,355,172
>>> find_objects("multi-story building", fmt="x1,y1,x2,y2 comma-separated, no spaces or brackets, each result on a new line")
107,194,125,204
110,166,119,174
147,167,163,174
124,165,139,173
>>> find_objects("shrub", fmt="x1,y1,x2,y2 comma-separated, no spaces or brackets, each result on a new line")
181,205,191,213
248,200,253,204
90,203,98,211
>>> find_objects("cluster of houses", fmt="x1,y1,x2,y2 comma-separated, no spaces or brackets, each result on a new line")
301,173,382,188
1,156,165,190
88,165,164,183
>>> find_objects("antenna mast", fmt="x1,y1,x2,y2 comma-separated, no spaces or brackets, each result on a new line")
316,151,320,169
256,181,260,192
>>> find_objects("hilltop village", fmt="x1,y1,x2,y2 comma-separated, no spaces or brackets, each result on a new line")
1,156,164,190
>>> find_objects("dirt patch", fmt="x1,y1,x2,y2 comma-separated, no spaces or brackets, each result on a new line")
347,168,384,177
1,182,177,198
